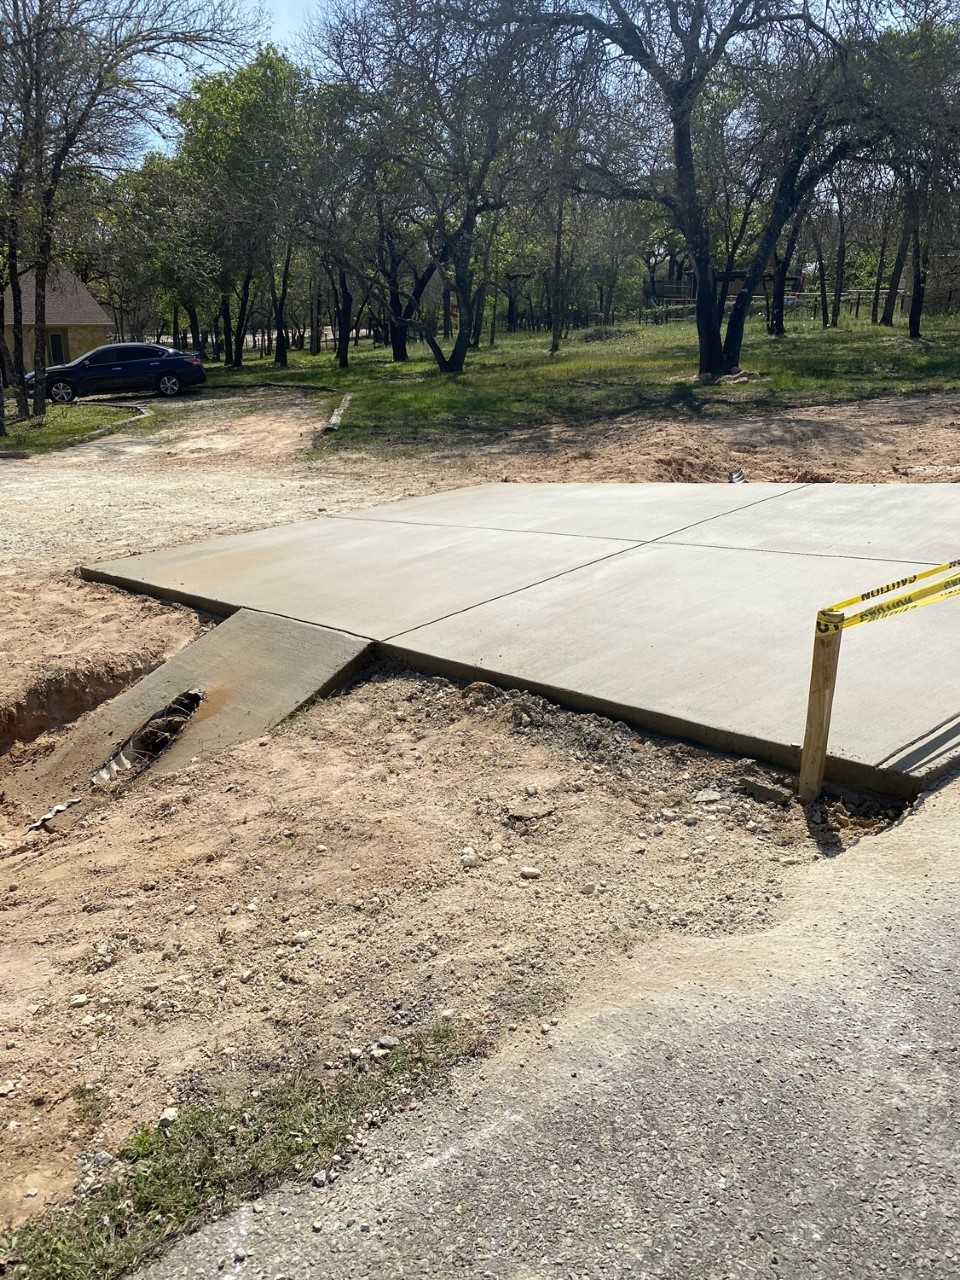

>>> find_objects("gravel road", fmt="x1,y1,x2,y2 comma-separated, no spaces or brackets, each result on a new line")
143,779,960,1280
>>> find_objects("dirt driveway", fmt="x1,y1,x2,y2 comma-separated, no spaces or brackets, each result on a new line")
0,387,954,1225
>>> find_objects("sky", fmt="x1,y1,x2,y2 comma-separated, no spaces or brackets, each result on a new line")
267,0,310,48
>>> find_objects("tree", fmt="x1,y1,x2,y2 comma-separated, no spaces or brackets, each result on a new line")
0,0,247,416
498,0,870,376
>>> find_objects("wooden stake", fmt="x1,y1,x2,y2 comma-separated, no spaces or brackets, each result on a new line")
798,612,844,803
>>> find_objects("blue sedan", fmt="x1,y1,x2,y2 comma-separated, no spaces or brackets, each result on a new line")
28,343,206,403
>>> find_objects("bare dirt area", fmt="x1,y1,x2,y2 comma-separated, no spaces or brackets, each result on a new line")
498,392,960,485
0,668,899,1223
0,385,945,1227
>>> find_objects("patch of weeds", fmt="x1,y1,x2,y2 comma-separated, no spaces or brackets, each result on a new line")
71,1085,106,1131
0,404,132,454
3,1022,484,1280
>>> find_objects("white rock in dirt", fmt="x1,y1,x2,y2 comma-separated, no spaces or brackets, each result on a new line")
349,1047,363,1061
377,1035,399,1049
519,866,541,880
239,969,255,984
370,1047,390,1061
158,1106,179,1128
581,882,597,896
695,789,723,804
460,853,480,869
652,824,665,836
69,994,90,1008
184,904,197,916
0,1080,16,1097
292,930,314,945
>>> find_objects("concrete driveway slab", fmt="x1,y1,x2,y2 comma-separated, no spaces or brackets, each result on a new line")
82,484,960,794
347,481,804,542
667,482,960,563
388,542,960,793
85,517,636,640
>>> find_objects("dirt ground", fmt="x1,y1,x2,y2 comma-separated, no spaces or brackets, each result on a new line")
0,386,951,1225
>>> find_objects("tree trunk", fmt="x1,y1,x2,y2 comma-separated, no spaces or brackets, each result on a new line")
221,296,234,366
270,242,293,368
336,268,352,370
672,109,725,378
0,288,6,436
309,274,321,355
549,196,564,356
232,270,253,368
906,186,926,340
830,208,845,328
770,207,806,338
812,230,829,329
871,219,889,325
32,248,51,417
442,285,452,340
186,303,203,356
881,210,910,327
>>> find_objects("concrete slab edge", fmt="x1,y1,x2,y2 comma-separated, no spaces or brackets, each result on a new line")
380,641,925,800
79,566,239,620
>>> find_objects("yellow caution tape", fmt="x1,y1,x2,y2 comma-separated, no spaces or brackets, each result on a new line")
816,559,960,633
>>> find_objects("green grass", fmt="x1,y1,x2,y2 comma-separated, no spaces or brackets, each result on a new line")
6,313,959,457
207,314,960,449
0,402,139,455
2,1023,482,1280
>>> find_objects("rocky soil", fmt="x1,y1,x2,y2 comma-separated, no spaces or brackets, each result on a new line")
0,666,903,1223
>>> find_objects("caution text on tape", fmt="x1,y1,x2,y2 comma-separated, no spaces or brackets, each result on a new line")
816,559,960,633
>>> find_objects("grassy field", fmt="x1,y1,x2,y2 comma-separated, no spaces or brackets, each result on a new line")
4,315,960,455
208,315,960,445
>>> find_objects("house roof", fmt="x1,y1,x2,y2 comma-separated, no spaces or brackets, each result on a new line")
2,266,112,327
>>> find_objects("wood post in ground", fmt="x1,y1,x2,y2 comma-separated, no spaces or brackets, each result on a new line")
798,612,844,803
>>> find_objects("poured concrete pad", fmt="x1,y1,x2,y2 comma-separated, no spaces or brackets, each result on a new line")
15,609,370,815
82,483,960,795
86,517,634,639
346,482,803,542
669,483,960,563
387,542,958,794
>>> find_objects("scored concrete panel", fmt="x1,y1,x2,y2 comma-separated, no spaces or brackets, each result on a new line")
386,543,960,793
79,483,960,794
15,610,371,815
85,517,635,640
668,483,960,564
344,482,804,542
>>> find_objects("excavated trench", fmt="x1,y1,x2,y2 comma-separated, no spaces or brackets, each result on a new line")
0,652,173,758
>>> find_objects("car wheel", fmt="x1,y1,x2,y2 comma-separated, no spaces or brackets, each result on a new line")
49,380,76,404
158,374,180,397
